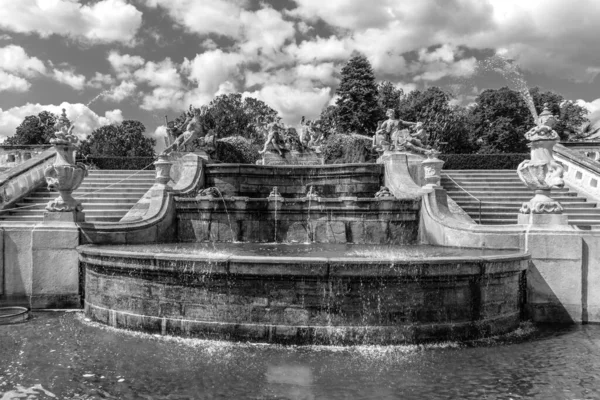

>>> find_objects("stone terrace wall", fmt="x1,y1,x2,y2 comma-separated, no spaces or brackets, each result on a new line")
176,197,420,244
204,164,383,198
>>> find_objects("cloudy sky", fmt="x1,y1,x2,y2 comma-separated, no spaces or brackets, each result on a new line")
1,0,600,150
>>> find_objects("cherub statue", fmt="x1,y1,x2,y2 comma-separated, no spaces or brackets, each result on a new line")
308,121,325,148
162,105,207,155
373,109,418,152
259,122,285,156
395,121,433,155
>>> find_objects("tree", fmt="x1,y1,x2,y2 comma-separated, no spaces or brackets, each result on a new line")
171,94,280,145
377,81,403,114
397,87,475,153
313,105,340,136
529,87,588,140
80,120,156,158
468,87,533,153
335,53,381,135
6,111,58,145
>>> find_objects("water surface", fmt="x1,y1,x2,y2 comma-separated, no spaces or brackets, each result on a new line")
1,312,599,399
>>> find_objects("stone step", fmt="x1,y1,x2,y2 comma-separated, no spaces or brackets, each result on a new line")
76,182,154,189
4,209,127,217
444,185,570,193
87,170,155,175
26,192,146,200
15,202,135,210
455,200,596,208
82,178,156,184
460,205,599,214
447,191,579,198
73,187,150,194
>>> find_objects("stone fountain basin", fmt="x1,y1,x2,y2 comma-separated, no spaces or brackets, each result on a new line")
80,243,529,345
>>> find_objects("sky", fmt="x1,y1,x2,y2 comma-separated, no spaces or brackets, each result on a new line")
1,0,600,152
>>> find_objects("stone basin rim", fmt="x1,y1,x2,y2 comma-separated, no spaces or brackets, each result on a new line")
0,306,30,324
78,244,530,265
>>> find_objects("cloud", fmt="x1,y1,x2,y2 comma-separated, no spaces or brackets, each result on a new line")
182,50,244,94
52,69,86,90
0,102,124,140
105,80,138,102
0,0,143,45
144,0,244,38
285,36,353,63
0,71,31,92
134,58,182,89
244,85,331,124
108,51,145,79
0,45,46,77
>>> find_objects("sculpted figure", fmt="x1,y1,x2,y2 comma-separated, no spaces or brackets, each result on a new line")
373,109,418,152
259,122,285,156
53,109,78,145
162,106,207,155
395,122,432,155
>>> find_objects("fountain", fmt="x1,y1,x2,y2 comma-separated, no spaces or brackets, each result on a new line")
79,103,529,345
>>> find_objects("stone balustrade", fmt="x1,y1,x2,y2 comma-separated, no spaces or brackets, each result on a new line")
0,148,56,209
0,145,52,172
561,141,600,162
554,143,600,202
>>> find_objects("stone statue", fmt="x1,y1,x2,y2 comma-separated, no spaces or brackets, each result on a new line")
395,122,432,155
259,122,285,156
162,105,209,155
300,121,324,150
373,109,418,152
53,109,78,145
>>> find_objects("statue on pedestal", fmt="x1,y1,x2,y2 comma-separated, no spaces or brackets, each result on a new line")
259,122,285,156
162,106,212,155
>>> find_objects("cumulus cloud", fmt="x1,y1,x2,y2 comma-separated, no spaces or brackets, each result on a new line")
88,72,115,89
0,45,46,77
144,0,244,38
52,69,86,90
182,50,244,94
0,0,143,45
0,71,31,92
244,85,332,124
134,58,182,89
105,80,138,102
108,51,145,79
0,102,124,140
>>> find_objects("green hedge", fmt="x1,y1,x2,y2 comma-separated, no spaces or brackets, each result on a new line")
440,153,529,169
78,156,156,170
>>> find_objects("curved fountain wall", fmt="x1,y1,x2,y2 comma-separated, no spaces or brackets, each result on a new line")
81,155,530,343
81,245,528,345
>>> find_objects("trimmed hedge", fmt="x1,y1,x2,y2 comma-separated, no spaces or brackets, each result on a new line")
214,136,260,164
440,153,529,170
78,156,156,170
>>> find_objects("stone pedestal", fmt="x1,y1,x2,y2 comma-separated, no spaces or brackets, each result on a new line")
421,152,444,188
30,212,81,308
517,213,568,225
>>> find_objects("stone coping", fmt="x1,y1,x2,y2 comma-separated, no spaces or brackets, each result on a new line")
0,148,55,186
78,244,529,277
555,143,600,176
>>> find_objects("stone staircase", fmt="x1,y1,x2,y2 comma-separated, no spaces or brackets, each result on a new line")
442,169,600,227
0,169,155,224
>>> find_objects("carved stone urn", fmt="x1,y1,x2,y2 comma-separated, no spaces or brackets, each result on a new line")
44,109,88,212
517,104,565,215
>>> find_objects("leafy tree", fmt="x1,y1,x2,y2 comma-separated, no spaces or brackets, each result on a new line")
6,111,58,145
335,53,381,135
397,87,475,153
377,81,403,114
171,94,280,145
529,87,588,140
313,105,340,136
80,120,156,158
468,87,533,153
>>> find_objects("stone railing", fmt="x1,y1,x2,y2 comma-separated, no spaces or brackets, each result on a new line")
0,148,56,209
554,143,600,202
561,141,600,162
0,144,53,172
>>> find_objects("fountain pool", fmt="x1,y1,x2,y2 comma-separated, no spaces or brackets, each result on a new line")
81,243,528,345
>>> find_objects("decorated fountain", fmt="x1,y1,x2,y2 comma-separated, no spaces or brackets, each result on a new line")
80,107,529,345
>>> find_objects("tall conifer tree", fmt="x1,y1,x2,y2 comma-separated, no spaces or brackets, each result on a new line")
335,53,380,135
